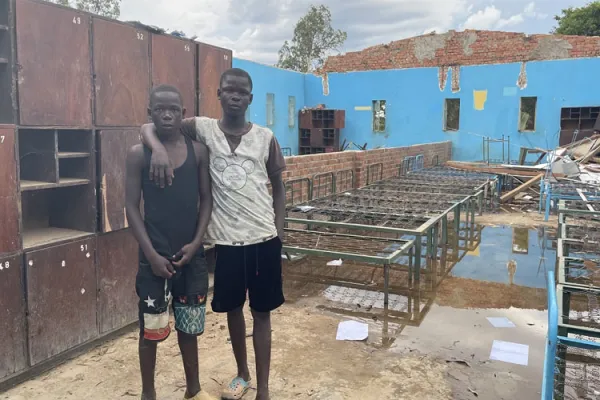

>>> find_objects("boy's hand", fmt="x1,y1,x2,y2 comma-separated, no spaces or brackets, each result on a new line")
149,253,175,279
149,148,174,188
172,242,200,268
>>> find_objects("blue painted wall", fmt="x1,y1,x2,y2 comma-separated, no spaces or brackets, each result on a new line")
233,58,305,155
236,57,600,160
306,58,600,161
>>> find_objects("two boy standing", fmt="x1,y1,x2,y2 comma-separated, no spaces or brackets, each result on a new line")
126,68,285,400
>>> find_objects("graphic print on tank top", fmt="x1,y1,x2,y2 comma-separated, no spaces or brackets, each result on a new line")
213,156,256,191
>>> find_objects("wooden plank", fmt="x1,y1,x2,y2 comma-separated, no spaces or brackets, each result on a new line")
0,127,20,255
445,161,541,177
579,138,600,163
98,129,139,232
500,173,544,203
576,188,596,211
97,229,138,334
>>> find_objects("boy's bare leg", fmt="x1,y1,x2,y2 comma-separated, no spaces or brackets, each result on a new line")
252,309,271,400
139,337,158,400
228,306,251,381
178,331,202,398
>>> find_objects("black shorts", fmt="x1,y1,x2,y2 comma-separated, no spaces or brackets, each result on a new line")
212,237,285,313
136,251,209,341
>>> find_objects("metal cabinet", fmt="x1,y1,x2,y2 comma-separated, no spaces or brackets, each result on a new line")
0,253,27,380
25,237,97,365
151,34,196,115
198,43,232,118
93,18,150,126
15,0,92,127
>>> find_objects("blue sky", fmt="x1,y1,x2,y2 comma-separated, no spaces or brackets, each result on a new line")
119,0,590,64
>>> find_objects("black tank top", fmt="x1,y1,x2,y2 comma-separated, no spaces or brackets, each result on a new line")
140,136,199,263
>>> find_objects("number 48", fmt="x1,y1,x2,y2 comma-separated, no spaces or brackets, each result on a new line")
72,16,81,24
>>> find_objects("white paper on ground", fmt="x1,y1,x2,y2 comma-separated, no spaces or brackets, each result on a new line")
327,259,343,266
490,340,529,366
336,320,369,341
297,205,315,212
487,317,516,328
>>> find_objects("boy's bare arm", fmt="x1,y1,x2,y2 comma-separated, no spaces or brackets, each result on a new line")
270,172,286,241
125,145,175,278
139,118,197,187
173,142,213,267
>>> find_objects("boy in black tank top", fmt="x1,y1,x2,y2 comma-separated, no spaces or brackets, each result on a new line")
125,85,216,400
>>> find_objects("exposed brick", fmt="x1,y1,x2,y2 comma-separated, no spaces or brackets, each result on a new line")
322,30,600,73
283,141,451,190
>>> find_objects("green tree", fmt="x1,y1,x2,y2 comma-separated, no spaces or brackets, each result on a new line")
552,1,600,36
48,0,120,19
276,5,347,73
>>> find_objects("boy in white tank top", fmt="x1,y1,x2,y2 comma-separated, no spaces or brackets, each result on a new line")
141,68,286,400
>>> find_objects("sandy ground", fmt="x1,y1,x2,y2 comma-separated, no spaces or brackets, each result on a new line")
476,211,557,228
2,303,451,400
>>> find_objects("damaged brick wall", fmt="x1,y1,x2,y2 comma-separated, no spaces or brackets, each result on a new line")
283,141,452,199
323,30,600,73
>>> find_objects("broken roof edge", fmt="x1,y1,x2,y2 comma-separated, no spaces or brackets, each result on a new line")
322,29,600,74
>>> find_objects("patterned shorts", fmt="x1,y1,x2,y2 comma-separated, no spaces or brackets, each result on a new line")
136,254,209,341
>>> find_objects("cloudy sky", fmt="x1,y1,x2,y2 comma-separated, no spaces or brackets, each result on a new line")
120,0,588,65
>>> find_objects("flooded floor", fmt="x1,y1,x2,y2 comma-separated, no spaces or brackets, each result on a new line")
2,217,554,399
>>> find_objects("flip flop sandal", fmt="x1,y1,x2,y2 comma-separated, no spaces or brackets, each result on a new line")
221,376,251,400
185,390,219,400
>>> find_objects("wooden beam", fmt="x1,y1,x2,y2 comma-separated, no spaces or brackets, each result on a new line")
500,174,544,203
445,161,541,177
576,188,596,211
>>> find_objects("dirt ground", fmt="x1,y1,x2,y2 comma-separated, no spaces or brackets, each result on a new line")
475,210,557,228
2,304,451,400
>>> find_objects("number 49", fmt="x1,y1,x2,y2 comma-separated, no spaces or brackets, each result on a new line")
72,16,81,24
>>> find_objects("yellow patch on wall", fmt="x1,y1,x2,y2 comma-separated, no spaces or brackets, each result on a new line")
473,90,487,111
354,106,372,111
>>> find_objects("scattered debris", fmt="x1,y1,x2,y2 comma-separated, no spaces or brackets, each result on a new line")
489,340,529,366
447,135,600,211
486,317,516,328
500,174,543,203
445,358,472,368
468,387,479,397
336,321,369,341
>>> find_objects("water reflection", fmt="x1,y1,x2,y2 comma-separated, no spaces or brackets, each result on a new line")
282,222,554,348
